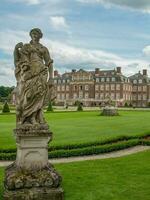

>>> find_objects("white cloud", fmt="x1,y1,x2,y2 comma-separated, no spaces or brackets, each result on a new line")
143,45,150,56
50,16,69,30
0,59,15,86
77,0,150,13
0,29,149,86
0,30,29,55
9,0,40,5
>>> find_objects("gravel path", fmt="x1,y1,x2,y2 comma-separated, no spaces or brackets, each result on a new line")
0,145,149,167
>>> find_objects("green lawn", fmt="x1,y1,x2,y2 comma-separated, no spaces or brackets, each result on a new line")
0,111,150,149
0,150,150,200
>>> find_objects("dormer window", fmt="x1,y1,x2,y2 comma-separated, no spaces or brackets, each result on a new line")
139,79,142,84
133,80,137,84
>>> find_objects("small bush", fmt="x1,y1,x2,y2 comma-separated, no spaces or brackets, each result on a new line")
77,102,83,111
47,101,53,112
2,101,10,113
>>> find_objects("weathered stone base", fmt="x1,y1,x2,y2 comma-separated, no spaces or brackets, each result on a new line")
3,187,64,200
101,107,119,116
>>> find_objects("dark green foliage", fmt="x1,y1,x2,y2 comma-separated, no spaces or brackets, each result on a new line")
47,101,53,112
124,102,128,107
0,86,14,100
77,102,83,111
0,134,149,160
2,102,10,113
129,103,133,107
48,139,140,158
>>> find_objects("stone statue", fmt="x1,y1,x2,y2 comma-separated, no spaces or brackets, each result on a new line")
4,29,64,200
14,28,53,125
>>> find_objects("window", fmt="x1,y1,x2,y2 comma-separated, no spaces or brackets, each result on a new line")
101,78,105,82
133,95,136,100
133,86,137,91
62,86,65,91
116,93,120,100
79,85,83,90
111,84,115,90
57,86,60,91
100,93,104,99
54,79,57,84
138,95,141,100
73,93,77,99
85,93,89,99
143,86,147,91
66,86,69,91
66,93,69,99
138,86,141,91
143,94,147,100
139,79,142,84
106,78,110,82
74,85,77,90
79,92,83,99
106,84,109,91
85,85,89,91
95,85,99,91
133,80,137,84
100,84,104,90
62,94,65,100
116,84,120,90
95,93,99,99
58,79,61,84
63,79,66,83
112,77,115,82
96,78,99,83
111,93,115,100
57,94,60,99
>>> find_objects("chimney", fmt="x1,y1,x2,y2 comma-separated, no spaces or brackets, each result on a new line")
54,70,59,77
116,67,121,73
95,68,100,74
143,69,147,76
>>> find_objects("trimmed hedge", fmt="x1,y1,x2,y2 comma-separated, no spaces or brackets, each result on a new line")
0,139,141,161
48,139,141,159
0,132,150,154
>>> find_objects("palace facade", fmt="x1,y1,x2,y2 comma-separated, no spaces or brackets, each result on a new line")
53,67,150,107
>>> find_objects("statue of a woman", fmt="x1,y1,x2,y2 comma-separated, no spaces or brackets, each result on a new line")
14,28,53,125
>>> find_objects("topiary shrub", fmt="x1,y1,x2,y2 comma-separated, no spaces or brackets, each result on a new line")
47,100,53,112
124,102,128,107
77,102,83,111
2,101,10,113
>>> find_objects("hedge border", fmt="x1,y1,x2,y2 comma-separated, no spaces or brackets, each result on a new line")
0,138,149,161
0,132,149,154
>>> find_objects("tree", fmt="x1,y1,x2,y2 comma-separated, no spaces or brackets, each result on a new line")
47,100,53,112
0,86,14,102
2,102,10,113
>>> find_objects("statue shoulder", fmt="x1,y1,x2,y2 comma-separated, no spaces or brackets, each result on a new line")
23,43,31,49
39,43,49,52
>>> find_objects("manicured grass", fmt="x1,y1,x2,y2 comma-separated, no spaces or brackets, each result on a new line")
0,111,150,149
0,150,150,199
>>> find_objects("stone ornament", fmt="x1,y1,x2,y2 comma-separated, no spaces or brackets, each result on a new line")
14,28,53,125
3,28,64,200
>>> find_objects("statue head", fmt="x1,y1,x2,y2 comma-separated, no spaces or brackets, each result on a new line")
29,28,43,41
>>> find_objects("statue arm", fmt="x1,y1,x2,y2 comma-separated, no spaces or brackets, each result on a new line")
43,47,53,78
14,42,23,67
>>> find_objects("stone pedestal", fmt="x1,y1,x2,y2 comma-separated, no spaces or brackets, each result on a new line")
101,106,119,116
3,124,64,200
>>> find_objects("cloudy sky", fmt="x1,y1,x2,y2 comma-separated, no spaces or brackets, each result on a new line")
1,0,150,86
